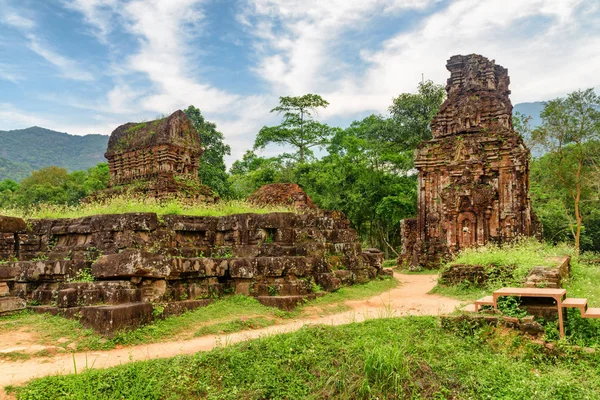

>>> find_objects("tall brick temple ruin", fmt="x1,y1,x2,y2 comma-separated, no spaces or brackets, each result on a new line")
399,54,539,268
103,110,214,200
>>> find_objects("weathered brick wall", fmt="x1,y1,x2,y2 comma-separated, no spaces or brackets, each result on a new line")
0,212,385,332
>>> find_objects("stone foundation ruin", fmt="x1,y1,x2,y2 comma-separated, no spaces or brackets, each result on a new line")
0,211,384,334
400,54,539,268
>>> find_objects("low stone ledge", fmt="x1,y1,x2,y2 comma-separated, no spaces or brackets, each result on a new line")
255,294,318,311
0,296,26,314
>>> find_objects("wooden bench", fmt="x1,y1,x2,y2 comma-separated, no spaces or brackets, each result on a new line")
478,287,567,336
472,287,600,338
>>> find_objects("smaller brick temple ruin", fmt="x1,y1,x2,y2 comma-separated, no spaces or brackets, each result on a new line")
399,54,539,268
103,110,214,200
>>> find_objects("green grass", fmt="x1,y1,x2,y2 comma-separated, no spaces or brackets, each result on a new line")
0,278,397,354
0,351,31,361
448,238,575,282
9,317,600,399
565,258,600,307
0,197,298,220
194,317,273,337
431,239,577,302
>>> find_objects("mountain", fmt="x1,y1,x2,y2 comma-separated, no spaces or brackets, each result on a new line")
513,102,544,128
0,127,108,181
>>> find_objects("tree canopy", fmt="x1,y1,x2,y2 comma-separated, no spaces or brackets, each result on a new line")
184,105,232,197
254,94,338,163
529,88,600,252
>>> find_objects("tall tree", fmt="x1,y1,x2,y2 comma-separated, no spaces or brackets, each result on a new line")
388,80,446,149
184,106,232,197
531,88,600,253
254,94,337,163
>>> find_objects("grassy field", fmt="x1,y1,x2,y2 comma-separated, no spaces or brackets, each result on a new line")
0,277,397,359
431,239,582,302
8,317,600,399
0,197,298,219
429,240,600,347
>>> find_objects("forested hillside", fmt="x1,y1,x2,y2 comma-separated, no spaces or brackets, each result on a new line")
0,127,108,181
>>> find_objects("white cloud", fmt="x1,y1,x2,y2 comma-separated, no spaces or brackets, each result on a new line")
26,34,95,81
0,63,23,83
0,2,36,30
242,0,600,119
0,103,52,128
61,0,120,41
0,2,95,82
7,0,598,166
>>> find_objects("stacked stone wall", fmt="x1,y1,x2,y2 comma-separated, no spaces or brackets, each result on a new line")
0,212,384,333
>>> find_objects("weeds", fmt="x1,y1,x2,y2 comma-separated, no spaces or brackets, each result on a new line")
9,317,600,399
0,197,299,220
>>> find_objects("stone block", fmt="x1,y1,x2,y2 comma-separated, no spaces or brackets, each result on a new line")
79,303,154,335
255,295,316,311
57,288,79,308
92,250,171,278
0,296,26,313
0,281,9,297
229,258,257,279
334,269,354,285
255,257,286,277
317,273,342,292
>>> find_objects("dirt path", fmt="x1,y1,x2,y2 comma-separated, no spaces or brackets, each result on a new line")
0,273,462,398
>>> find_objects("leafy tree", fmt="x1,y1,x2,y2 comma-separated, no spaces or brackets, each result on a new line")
229,151,294,199
388,80,446,149
0,179,19,193
254,94,337,162
0,163,109,208
530,88,600,252
184,105,232,197
531,141,600,251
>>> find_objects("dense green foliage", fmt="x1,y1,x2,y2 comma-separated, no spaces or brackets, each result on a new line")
10,317,600,399
528,89,600,252
184,106,232,197
388,80,446,148
254,94,338,163
0,127,107,181
531,140,600,251
0,164,109,208
0,157,31,182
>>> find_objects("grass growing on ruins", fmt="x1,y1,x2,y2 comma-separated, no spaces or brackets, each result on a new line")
0,196,298,220
9,317,600,399
0,278,398,355
431,239,577,301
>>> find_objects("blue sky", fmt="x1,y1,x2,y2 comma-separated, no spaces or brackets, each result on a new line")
0,0,599,164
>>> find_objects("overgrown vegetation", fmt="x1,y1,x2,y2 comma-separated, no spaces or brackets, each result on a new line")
433,238,576,301
0,196,298,219
9,317,600,399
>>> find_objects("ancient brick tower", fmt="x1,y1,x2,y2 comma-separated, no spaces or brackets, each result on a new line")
399,54,538,268
104,110,214,200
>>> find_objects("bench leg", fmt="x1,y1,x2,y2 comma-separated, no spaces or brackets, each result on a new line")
558,304,565,338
